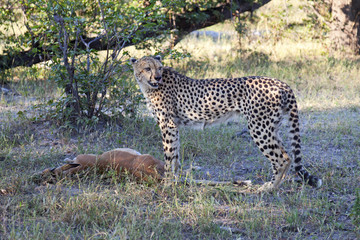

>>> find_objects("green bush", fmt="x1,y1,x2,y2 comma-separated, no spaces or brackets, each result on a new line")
1,0,175,126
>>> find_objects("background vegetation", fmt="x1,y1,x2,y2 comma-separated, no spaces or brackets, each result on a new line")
1,0,360,239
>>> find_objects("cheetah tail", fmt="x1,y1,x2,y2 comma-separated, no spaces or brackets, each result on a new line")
289,102,322,188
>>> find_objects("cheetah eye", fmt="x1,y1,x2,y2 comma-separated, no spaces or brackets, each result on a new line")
145,67,151,72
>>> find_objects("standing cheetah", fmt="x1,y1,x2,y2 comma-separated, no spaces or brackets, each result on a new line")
130,55,322,191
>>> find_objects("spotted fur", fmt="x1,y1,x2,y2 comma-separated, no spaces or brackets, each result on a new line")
130,56,322,191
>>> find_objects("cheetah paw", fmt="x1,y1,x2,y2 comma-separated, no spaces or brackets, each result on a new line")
257,182,275,192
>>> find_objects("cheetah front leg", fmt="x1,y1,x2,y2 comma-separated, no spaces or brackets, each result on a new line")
159,121,180,177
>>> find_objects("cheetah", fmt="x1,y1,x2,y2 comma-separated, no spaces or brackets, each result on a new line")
130,55,322,191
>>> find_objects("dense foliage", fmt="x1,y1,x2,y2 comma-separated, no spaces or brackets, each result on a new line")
1,0,175,124
0,0,260,126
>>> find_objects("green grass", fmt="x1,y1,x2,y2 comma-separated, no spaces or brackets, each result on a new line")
1,102,359,239
1,0,360,238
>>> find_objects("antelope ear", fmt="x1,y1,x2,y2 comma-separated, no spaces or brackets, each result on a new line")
130,58,137,65
154,55,162,62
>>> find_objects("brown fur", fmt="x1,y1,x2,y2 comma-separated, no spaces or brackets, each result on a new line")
37,148,165,183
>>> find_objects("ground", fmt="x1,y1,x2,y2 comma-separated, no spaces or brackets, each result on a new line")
1,74,359,239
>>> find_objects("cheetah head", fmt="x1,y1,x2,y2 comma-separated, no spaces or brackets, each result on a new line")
130,55,163,89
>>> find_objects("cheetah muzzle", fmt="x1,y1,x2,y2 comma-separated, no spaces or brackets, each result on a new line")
130,56,163,89
130,55,322,191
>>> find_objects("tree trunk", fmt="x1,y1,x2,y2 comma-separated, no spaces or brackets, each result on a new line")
328,0,360,54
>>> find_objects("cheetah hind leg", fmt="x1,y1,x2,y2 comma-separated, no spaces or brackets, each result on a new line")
247,123,293,192
257,154,292,192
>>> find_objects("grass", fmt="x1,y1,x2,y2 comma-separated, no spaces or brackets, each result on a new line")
1,0,360,239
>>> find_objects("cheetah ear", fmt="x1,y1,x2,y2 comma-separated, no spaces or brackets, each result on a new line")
130,58,137,65
154,55,162,62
